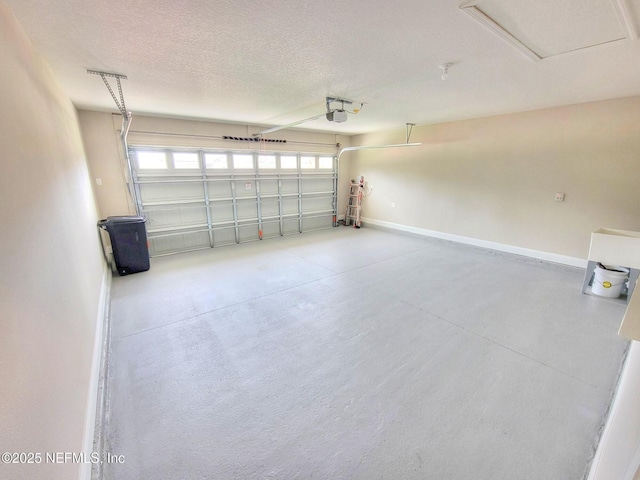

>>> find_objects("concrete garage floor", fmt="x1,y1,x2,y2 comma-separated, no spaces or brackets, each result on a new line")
103,227,628,480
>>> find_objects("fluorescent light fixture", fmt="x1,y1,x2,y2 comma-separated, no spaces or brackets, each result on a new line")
459,2,542,62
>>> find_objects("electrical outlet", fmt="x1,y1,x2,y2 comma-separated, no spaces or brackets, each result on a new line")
95,178,102,186
391,202,396,208
554,192,565,202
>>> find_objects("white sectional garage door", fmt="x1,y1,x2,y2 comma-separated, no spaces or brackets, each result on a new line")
129,147,337,256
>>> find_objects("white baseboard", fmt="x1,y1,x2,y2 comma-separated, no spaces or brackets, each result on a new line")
79,263,112,480
361,217,587,268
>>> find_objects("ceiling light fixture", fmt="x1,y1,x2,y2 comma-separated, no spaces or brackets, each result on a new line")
439,63,453,81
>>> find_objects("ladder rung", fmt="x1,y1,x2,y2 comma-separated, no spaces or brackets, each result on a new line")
345,179,364,227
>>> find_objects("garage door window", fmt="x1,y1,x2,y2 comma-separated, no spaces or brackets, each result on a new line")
205,153,228,169
173,152,199,169
300,156,316,169
137,151,167,169
233,154,254,169
280,155,297,169
258,155,276,169
318,156,333,169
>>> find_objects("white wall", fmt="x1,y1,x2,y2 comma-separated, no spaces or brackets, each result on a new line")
588,341,640,480
347,97,640,261
78,110,136,218
0,2,106,479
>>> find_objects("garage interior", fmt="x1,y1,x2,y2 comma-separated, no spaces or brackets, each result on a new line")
104,228,627,479
2,1,640,479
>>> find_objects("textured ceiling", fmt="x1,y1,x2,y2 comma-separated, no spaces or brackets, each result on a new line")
5,0,640,135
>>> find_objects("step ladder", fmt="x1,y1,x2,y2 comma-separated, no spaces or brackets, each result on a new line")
345,176,365,228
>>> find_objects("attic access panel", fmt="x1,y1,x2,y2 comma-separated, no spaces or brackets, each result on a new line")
461,0,635,60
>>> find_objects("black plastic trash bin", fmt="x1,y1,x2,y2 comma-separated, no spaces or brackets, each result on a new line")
98,216,150,276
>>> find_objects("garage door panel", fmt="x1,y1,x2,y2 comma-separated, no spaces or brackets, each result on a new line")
282,198,299,215
140,182,204,202
145,206,207,230
234,180,256,198
280,179,298,194
209,203,234,223
239,224,259,242
301,178,332,193
303,216,332,231
261,198,279,218
260,179,278,195
207,180,232,199
237,199,257,220
213,226,236,246
302,197,333,214
282,218,299,235
261,221,280,238
150,230,210,255
132,148,336,256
